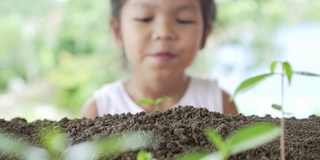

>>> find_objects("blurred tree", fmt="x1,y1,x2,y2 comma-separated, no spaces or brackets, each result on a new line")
213,0,320,69
41,0,126,115
0,0,59,90
0,18,22,90
0,0,56,16
55,0,112,55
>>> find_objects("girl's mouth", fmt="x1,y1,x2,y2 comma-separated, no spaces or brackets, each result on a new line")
153,52,176,61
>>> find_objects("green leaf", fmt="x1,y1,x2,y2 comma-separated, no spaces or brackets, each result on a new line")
204,128,227,156
231,73,273,100
154,96,172,105
271,104,291,115
39,126,67,157
271,104,282,111
137,150,153,160
153,96,172,111
294,71,320,77
175,152,211,160
270,61,278,73
282,62,293,85
226,123,280,155
137,98,154,105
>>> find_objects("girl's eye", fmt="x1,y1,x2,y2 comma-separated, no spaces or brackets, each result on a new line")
177,19,195,24
134,18,153,23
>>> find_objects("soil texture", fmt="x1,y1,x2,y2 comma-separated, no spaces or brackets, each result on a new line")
0,106,320,160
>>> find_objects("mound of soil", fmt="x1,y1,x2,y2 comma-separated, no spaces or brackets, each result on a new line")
0,106,319,160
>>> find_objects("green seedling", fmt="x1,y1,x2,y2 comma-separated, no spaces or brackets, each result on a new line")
137,96,172,112
137,150,154,160
0,126,152,160
39,126,67,159
231,61,320,160
176,123,280,160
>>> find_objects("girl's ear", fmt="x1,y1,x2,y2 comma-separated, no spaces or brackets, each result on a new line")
200,25,212,49
110,18,123,48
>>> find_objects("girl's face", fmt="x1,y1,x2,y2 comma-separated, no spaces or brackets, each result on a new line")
112,0,211,80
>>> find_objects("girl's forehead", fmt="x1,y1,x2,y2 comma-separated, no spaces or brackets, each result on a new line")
124,0,201,11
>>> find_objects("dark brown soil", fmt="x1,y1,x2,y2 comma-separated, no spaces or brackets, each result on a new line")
0,106,320,160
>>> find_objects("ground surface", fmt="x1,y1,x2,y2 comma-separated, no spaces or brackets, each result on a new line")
0,106,319,160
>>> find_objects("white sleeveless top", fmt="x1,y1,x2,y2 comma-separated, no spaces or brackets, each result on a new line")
94,76,223,116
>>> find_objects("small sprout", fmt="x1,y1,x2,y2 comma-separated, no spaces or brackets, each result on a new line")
137,96,172,112
232,61,320,160
39,126,67,158
176,123,281,160
232,61,320,100
137,99,154,106
137,150,154,160
154,96,172,106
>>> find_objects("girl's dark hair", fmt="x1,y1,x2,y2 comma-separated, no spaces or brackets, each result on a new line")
110,0,217,28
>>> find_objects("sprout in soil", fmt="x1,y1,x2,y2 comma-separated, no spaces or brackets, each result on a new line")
231,61,320,160
137,96,172,112
137,150,154,160
0,125,152,160
176,123,280,160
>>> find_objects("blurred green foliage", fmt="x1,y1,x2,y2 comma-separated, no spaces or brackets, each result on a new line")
215,0,320,69
0,0,319,116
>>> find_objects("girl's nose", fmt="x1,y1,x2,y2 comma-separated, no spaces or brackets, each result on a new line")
152,19,177,41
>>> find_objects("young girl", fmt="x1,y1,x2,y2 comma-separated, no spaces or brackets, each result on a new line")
81,0,238,118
